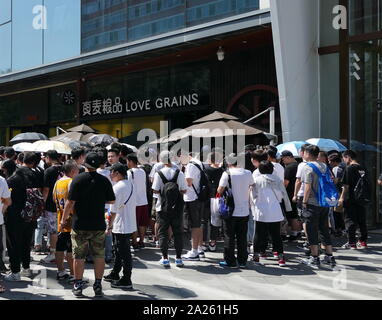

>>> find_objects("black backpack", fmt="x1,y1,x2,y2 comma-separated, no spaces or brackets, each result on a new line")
353,170,371,206
158,169,183,214
190,161,211,202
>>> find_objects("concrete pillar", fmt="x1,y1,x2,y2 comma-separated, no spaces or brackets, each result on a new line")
270,0,320,142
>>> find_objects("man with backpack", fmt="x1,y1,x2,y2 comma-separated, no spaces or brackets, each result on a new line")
152,151,187,268
4,152,43,281
300,145,337,269
338,150,370,249
182,152,210,261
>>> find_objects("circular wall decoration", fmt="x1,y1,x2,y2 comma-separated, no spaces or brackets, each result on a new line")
62,90,76,105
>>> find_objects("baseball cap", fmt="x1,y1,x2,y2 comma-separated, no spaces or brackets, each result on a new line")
281,150,294,158
84,152,102,169
110,163,127,177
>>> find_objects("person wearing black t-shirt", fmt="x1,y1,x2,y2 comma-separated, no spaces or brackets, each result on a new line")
61,152,115,298
40,150,63,264
339,150,369,249
281,151,302,240
4,152,39,281
203,152,224,252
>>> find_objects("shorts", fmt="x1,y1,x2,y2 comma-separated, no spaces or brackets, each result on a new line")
301,204,332,246
285,201,299,220
41,211,58,234
71,230,105,260
184,200,202,229
136,205,150,227
56,232,72,253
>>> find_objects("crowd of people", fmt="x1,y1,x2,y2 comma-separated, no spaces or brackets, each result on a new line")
0,141,372,297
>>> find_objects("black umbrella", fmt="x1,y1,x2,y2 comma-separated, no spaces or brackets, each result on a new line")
9,132,49,145
87,134,118,147
69,140,92,149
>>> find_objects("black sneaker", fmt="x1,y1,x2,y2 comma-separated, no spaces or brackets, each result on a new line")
111,278,133,289
93,284,104,297
56,272,70,281
104,272,120,283
322,255,337,267
72,284,84,298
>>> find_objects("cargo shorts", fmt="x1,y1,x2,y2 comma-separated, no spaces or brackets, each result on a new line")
71,230,105,260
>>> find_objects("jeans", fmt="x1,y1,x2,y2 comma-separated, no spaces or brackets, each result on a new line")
247,209,255,243
344,201,368,244
253,221,283,254
223,216,248,265
157,211,183,259
302,205,332,246
112,233,133,280
34,216,47,247
105,234,113,260
6,218,36,273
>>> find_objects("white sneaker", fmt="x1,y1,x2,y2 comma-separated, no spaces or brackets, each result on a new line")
182,250,200,261
4,272,21,281
21,268,33,278
40,253,56,263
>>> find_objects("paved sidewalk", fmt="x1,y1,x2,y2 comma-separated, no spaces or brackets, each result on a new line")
0,234,381,300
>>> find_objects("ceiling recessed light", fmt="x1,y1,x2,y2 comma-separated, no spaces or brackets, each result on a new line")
243,40,248,44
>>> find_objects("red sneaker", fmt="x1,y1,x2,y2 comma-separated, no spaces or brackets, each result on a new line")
278,258,286,267
273,252,278,258
357,241,368,249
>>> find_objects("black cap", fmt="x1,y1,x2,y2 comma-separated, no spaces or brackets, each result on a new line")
110,163,127,177
84,152,102,169
281,150,294,158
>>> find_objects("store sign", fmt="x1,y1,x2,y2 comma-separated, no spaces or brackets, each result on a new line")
81,93,200,118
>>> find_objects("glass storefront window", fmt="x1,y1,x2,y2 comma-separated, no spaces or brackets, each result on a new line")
0,22,11,75
349,0,382,36
81,0,261,53
12,0,43,71
49,85,78,123
44,0,81,64
349,40,382,225
319,0,339,47
320,53,340,139
0,0,11,24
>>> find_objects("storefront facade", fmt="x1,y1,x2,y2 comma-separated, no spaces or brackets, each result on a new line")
272,0,382,227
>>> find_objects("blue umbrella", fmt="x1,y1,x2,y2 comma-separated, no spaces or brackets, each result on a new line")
306,138,347,152
277,141,307,157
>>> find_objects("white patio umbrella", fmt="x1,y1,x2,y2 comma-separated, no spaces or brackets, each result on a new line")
32,140,72,155
12,142,35,153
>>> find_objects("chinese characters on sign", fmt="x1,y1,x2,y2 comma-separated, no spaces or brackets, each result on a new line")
81,94,199,117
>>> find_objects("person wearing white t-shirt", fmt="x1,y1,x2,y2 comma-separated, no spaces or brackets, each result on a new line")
251,161,292,267
127,154,150,250
149,157,179,247
0,175,11,274
217,154,254,268
292,144,311,249
152,151,187,268
104,163,136,289
182,153,204,261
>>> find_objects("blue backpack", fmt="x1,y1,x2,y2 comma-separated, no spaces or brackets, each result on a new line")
307,163,339,208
